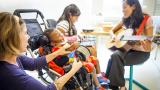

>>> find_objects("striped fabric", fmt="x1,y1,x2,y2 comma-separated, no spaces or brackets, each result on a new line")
56,20,70,36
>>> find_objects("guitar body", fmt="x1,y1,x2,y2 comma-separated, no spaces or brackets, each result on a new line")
106,29,133,50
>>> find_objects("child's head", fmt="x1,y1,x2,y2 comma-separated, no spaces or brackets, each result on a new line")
57,4,81,24
57,4,81,36
43,29,65,46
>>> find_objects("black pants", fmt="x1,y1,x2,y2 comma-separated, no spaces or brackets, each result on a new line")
106,49,150,87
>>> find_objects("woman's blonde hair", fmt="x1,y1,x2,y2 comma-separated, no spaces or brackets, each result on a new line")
0,12,24,59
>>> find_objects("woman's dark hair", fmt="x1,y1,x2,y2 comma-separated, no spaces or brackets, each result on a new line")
57,4,81,36
123,0,147,31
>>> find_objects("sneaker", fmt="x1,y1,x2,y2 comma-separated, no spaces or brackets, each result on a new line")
97,76,110,85
101,72,107,77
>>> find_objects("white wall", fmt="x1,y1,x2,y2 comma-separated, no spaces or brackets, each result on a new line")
0,0,97,30
0,0,157,28
154,0,160,15
92,0,103,15
0,0,92,21
143,0,156,15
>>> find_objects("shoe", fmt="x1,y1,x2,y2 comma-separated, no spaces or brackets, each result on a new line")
97,76,110,85
101,72,107,77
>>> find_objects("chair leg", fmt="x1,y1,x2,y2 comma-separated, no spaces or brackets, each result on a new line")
132,80,149,90
129,65,133,90
126,65,149,90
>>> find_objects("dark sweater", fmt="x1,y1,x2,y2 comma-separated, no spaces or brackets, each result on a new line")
0,56,56,90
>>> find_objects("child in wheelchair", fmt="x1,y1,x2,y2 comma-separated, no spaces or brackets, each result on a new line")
38,28,109,89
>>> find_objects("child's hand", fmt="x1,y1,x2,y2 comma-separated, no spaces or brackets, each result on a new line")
79,36,86,41
62,43,71,49
58,44,71,55
66,42,80,51
58,49,71,56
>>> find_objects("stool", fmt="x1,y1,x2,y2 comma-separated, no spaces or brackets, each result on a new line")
126,65,149,90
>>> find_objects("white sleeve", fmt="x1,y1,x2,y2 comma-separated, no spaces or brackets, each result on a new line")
56,20,69,33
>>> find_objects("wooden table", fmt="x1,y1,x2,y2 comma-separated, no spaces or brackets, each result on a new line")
80,31,110,36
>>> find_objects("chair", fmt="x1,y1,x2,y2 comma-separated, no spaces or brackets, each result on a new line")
126,65,149,90
46,19,57,29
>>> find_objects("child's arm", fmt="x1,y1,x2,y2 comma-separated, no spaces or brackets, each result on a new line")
66,42,80,51
45,43,71,63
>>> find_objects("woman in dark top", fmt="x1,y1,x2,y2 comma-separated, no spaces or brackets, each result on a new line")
0,12,82,90
106,0,153,90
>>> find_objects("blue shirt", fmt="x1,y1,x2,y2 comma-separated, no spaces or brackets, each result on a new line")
0,56,57,90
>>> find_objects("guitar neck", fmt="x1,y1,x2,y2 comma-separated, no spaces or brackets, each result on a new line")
120,35,153,41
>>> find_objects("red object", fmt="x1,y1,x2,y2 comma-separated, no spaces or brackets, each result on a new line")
51,47,63,59
86,56,97,66
136,15,149,35
83,62,94,73
48,61,64,75
38,46,44,56
39,46,98,74
97,86,105,90
52,47,60,52
38,46,65,75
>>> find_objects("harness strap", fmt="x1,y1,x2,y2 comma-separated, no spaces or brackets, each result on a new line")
136,15,149,35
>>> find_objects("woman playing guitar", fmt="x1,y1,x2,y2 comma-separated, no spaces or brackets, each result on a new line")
105,0,153,90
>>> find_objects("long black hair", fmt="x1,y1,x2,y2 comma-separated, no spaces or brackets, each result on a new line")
123,0,146,30
57,4,81,36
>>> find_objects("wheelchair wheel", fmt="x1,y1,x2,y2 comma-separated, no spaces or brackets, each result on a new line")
38,66,57,85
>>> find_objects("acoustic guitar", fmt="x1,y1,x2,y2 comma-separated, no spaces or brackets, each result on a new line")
106,28,160,51
106,28,133,50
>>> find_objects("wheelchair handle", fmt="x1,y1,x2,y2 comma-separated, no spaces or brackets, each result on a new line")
13,9,44,18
